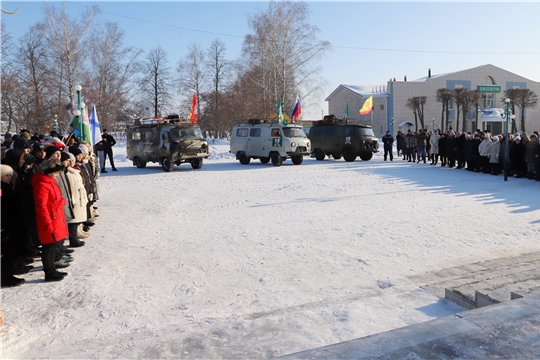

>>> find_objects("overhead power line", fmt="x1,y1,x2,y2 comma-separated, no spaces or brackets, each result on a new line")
64,1,540,56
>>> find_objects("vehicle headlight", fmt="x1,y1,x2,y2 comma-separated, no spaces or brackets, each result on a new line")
291,142,296,148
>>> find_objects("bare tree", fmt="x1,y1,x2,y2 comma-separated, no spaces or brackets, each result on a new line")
177,42,207,121
436,88,452,131
469,90,482,131
459,90,473,133
13,24,56,133
452,88,469,132
514,89,538,132
38,4,99,120
242,1,331,116
87,21,142,131
204,39,234,132
140,46,173,117
406,97,419,130
0,22,18,133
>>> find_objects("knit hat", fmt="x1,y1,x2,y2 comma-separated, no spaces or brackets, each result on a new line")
1,164,14,175
69,146,82,156
531,134,538,139
43,158,64,174
78,144,89,154
60,152,71,162
67,152,76,162
45,145,61,158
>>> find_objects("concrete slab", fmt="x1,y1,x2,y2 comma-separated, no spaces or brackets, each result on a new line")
280,293,540,359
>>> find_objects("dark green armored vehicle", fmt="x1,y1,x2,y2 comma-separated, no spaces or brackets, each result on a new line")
308,115,379,162
127,115,209,172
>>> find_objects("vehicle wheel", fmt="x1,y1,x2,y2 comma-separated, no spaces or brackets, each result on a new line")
260,157,270,164
359,152,373,161
314,149,325,161
191,158,203,169
239,152,251,164
271,153,282,166
135,157,147,168
343,149,357,162
291,155,303,165
162,158,173,172
332,153,342,160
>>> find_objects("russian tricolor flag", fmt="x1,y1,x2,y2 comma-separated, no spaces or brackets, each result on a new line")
291,95,301,122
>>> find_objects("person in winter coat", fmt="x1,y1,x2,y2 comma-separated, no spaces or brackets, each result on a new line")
446,131,457,168
382,131,394,161
526,134,539,179
471,133,482,172
478,133,492,174
429,130,441,165
1,165,27,287
404,130,416,162
455,132,466,169
510,136,527,178
415,130,428,163
396,131,405,158
101,129,117,172
489,135,502,175
438,132,447,166
64,152,89,246
31,158,69,281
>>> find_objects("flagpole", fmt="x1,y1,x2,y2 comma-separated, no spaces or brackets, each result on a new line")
75,85,83,140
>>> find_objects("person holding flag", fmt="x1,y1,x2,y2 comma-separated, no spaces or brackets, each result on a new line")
291,95,302,122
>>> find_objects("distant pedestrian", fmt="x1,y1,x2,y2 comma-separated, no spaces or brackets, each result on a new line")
382,131,394,161
101,129,117,172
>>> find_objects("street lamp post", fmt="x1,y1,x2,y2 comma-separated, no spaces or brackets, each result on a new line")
385,93,390,135
504,98,510,181
432,118,435,131
74,85,83,140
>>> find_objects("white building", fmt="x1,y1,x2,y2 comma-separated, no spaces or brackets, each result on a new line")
325,64,540,137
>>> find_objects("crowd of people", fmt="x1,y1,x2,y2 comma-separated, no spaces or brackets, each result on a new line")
387,128,540,180
1,129,116,286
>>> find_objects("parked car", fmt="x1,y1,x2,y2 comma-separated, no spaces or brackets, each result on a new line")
308,115,379,161
230,119,311,166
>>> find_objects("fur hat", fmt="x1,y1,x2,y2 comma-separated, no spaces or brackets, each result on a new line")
531,134,538,139
69,146,82,156
43,158,64,174
1,164,14,176
45,145,61,158
515,136,521,142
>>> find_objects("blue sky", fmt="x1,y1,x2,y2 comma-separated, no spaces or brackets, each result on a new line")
3,1,540,119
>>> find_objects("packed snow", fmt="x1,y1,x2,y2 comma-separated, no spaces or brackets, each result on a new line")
2,139,540,359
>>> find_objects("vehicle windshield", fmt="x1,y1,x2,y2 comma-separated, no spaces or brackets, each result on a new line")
282,127,307,138
356,128,375,136
170,127,203,140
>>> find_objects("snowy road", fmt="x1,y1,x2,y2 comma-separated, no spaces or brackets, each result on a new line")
2,141,540,359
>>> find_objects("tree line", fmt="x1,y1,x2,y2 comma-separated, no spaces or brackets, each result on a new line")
1,1,330,137
406,88,538,133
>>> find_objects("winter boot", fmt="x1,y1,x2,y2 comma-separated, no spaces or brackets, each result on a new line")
45,271,65,282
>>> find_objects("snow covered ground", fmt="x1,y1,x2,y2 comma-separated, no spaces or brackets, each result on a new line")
2,139,540,359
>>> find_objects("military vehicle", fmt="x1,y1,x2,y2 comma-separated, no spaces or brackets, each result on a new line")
126,115,209,172
308,115,379,161
230,119,311,166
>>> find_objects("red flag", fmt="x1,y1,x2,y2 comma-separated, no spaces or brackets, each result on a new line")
189,93,198,123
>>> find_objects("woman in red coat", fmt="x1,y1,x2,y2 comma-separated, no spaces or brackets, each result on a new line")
31,158,69,281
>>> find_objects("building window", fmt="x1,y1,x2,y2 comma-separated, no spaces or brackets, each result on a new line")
482,94,494,109
380,104,384,110
454,84,463,89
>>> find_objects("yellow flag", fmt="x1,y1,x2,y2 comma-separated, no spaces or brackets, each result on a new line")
359,96,374,115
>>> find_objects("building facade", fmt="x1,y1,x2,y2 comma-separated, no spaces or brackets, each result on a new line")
326,64,540,137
